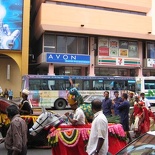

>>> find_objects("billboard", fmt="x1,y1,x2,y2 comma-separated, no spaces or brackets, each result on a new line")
0,0,23,50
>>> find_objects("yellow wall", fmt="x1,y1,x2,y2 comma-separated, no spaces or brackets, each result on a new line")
0,0,30,97
34,3,155,40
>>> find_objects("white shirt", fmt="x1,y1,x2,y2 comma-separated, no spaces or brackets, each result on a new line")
140,97,150,108
73,107,85,125
86,111,108,155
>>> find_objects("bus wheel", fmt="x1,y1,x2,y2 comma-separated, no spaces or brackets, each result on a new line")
54,99,66,110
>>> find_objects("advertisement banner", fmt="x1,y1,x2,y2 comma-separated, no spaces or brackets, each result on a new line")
98,37,109,56
109,39,119,56
147,59,155,67
0,0,23,50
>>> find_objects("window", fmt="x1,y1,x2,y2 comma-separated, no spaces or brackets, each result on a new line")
67,36,77,54
144,80,155,90
78,37,88,54
44,34,56,52
147,42,155,59
44,34,89,54
57,36,66,53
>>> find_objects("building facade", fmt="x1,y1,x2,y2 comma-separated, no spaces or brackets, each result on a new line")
30,0,155,78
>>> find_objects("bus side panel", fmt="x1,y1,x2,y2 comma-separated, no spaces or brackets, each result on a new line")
28,90,67,108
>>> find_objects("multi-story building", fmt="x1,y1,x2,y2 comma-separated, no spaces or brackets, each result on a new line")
0,0,155,97
30,0,155,78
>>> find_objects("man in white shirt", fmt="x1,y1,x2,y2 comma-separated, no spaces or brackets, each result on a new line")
64,101,85,125
140,93,151,109
87,99,108,155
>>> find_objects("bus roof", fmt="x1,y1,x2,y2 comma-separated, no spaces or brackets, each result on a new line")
22,75,135,80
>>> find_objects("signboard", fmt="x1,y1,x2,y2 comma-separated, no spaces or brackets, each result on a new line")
46,54,90,64
0,0,23,50
147,59,155,67
98,37,109,56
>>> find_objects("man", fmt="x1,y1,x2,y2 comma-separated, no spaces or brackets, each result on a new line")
140,93,151,109
102,91,114,117
65,96,86,125
86,99,108,155
5,104,28,155
112,91,122,116
19,89,33,115
118,93,132,143
8,88,13,100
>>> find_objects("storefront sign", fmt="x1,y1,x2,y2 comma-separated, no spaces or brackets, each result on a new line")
46,54,90,64
147,59,155,67
98,57,140,67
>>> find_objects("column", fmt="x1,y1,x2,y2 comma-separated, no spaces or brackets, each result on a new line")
138,41,143,77
88,37,95,76
48,63,55,75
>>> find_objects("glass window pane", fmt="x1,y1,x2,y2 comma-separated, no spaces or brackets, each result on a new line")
128,41,138,58
147,43,155,58
78,37,88,54
57,36,66,53
67,36,77,54
44,34,56,52
83,80,90,90
93,80,104,90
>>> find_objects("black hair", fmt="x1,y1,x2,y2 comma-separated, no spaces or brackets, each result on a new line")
104,91,109,95
6,104,19,118
91,99,102,111
122,93,128,99
140,93,145,96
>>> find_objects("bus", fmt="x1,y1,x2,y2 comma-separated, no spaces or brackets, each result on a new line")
136,76,155,104
22,75,136,110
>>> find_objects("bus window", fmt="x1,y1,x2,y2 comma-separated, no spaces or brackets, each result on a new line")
83,80,90,90
93,80,104,90
144,80,155,90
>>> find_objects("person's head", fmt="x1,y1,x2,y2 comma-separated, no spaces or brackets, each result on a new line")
138,101,144,108
104,91,109,98
70,102,78,110
6,104,19,119
135,96,140,102
91,99,102,113
114,91,119,98
22,89,29,99
129,91,134,98
122,93,128,100
140,93,145,99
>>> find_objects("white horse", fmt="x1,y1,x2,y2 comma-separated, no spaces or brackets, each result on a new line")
29,107,65,136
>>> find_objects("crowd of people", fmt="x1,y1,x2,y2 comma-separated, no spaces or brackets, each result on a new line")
66,89,155,155
0,87,13,100
1,87,155,155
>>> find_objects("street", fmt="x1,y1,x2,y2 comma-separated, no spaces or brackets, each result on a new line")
1,106,155,154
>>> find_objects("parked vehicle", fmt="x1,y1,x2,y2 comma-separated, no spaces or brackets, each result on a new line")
83,94,105,104
116,131,155,155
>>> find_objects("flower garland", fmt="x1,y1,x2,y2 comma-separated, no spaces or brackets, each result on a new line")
0,113,10,126
108,124,127,141
58,129,80,147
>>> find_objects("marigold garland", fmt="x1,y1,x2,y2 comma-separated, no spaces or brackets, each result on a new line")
58,129,80,146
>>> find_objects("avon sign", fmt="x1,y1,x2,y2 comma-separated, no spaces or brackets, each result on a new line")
46,54,90,64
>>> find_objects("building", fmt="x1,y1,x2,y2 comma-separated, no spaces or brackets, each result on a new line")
30,0,155,77
0,0,30,97
0,0,155,97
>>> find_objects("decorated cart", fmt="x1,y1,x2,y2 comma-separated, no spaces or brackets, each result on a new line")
47,123,127,155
